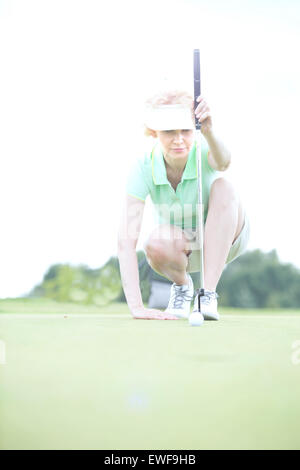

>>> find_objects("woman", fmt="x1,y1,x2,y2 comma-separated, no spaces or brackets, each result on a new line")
117,90,249,321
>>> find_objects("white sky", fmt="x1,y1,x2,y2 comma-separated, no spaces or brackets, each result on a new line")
0,0,299,298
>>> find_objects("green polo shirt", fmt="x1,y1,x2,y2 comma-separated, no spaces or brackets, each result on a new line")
126,136,218,229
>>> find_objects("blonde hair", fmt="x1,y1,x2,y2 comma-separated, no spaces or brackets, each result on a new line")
144,89,194,136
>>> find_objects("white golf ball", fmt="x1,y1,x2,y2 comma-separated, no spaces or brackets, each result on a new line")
189,312,204,327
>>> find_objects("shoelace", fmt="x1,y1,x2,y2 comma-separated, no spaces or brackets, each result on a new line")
169,285,193,310
199,290,219,305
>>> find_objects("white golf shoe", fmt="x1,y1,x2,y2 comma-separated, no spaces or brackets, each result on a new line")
165,274,194,319
192,290,220,321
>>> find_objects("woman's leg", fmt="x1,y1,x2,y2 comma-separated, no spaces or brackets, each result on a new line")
203,177,245,292
144,224,191,286
144,177,244,291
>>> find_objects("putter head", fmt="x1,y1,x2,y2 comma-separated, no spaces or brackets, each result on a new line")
195,288,205,313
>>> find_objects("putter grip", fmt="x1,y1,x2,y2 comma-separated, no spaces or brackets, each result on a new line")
193,49,201,130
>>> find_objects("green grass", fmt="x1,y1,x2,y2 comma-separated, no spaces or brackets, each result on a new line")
1,298,300,450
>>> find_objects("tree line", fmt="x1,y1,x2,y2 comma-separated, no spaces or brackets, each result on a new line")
28,249,300,309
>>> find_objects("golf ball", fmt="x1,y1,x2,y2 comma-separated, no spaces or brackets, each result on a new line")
189,312,204,327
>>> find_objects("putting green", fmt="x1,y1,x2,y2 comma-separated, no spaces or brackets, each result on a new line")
1,300,300,450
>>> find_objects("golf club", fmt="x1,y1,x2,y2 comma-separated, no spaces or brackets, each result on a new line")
193,48,205,314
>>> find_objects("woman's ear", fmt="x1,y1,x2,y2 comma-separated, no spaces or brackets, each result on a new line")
149,129,157,138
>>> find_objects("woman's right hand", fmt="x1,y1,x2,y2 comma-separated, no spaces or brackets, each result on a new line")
131,307,179,320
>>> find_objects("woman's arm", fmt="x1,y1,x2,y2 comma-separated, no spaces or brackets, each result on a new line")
117,195,178,320
195,95,231,171
204,129,231,171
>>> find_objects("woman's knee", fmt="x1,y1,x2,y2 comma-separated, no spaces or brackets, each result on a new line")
144,238,165,262
144,225,188,262
209,177,239,210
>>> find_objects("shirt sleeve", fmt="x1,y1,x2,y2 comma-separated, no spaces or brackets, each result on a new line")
126,158,150,202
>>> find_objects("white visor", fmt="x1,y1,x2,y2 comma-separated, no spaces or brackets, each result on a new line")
144,104,195,131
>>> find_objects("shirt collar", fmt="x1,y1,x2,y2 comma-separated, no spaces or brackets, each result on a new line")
151,141,197,185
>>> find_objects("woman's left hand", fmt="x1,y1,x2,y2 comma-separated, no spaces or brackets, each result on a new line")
195,95,212,135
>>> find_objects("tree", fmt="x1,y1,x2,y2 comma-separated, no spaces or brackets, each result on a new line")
29,259,122,306
217,249,300,308
28,249,300,309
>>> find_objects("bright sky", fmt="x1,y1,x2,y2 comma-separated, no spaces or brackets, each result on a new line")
0,0,299,298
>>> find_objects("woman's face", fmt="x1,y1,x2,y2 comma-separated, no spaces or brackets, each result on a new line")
156,129,194,161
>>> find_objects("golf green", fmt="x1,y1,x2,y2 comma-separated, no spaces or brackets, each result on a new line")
1,299,300,450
